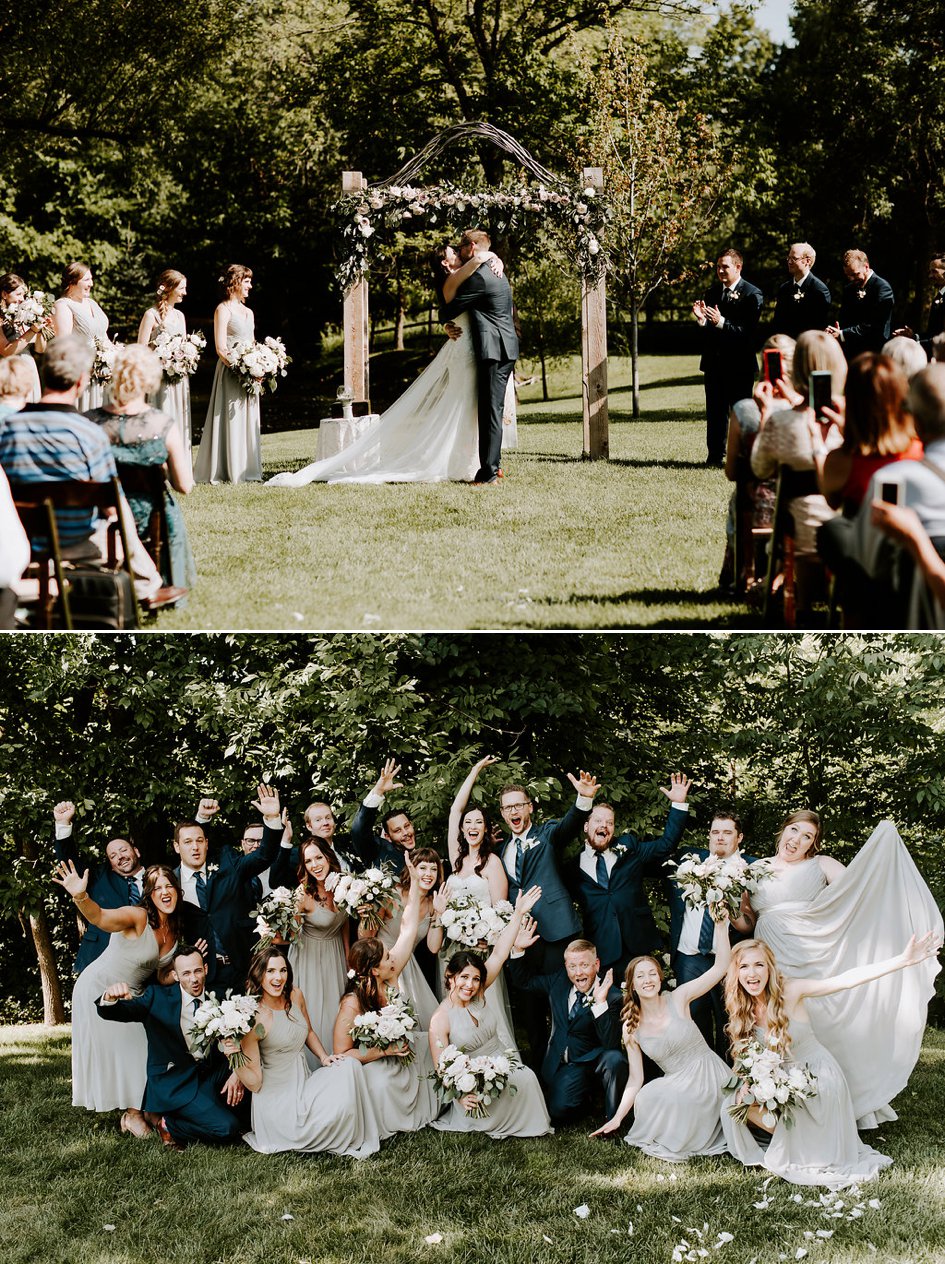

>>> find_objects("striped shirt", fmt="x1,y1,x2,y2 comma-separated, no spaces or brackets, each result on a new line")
0,404,117,546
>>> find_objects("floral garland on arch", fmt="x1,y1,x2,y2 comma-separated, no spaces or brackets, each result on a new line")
332,180,609,295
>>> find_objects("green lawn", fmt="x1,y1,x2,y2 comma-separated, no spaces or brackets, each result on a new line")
2,1023,943,1264
153,354,758,630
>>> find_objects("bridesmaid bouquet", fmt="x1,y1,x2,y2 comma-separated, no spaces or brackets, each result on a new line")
91,336,121,385
250,885,301,948
439,893,514,953
431,1045,521,1118
666,852,773,922
153,329,206,380
349,992,418,1066
1,289,54,339
325,864,397,934
189,992,259,1071
726,1037,818,1130
229,337,291,396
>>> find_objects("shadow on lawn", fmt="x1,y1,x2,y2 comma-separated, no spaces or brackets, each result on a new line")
531,588,762,629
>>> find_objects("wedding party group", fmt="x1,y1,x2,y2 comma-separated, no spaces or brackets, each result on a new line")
49,753,942,1190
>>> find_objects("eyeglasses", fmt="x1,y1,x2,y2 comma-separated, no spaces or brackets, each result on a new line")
500,801,530,813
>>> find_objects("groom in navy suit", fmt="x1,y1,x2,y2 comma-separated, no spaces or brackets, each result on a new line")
96,944,245,1148
440,228,518,485
667,811,756,1057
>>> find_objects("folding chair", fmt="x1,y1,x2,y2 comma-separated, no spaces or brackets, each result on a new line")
115,464,169,579
759,465,820,628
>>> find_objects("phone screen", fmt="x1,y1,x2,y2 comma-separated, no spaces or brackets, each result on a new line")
809,370,833,421
881,482,899,505
763,350,783,384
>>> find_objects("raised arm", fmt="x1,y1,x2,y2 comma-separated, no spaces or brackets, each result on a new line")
675,917,732,1007
52,859,145,934
447,755,497,867
545,769,600,851
788,932,940,1007
441,252,501,305
483,885,542,987
350,759,402,865
386,855,423,979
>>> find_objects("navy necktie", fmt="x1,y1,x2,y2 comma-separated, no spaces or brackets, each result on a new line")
569,993,584,1022
595,851,609,889
698,908,715,954
514,838,524,887
195,869,208,910
191,997,200,1015
126,876,141,905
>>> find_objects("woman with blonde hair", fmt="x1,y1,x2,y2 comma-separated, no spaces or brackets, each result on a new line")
194,263,261,484
51,262,111,412
721,933,940,1187
137,269,195,452
86,343,195,592
0,272,50,401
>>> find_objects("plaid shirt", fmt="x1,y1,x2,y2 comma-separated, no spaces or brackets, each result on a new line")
0,403,117,546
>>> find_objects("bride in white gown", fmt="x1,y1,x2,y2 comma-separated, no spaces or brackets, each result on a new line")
267,246,504,487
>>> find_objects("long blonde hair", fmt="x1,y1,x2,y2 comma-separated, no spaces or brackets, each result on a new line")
724,940,793,1058
619,954,664,1040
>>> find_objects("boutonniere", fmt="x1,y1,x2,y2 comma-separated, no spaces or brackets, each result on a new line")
576,989,598,1011
793,290,804,302
518,837,541,854
933,294,944,306
727,289,740,301
207,862,219,875
609,843,628,859
857,289,867,300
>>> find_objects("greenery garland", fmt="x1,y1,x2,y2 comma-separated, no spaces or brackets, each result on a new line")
331,180,609,295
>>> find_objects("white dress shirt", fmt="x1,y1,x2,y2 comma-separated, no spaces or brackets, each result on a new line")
578,803,690,883
179,861,208,907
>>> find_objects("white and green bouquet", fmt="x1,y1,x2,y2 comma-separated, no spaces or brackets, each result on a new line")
325,864,397,934
665,852,773,922
439,892,514,953
250,885,301,949
1,289,54,341
726,1035,818,1130
431,1044,521,1118
153,328,206,380
91,336,120,385
189,991,259,1071
349,992,418,1066
229,336,291,395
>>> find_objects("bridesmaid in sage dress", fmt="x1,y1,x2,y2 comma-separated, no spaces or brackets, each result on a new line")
590,920,732,1159
333,858,440,1139
52,860,182,1137
430,885,551,1139
720,934,940,1188
0,273,47,401
194,263,262,484
51,262,111,412
368,847,443,1029
137,268,194,453
226,944,381,1158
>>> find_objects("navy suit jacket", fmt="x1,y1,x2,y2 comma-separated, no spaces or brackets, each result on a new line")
771,273,832,340
920,292,945,358
348,799,412,876
699,278,763,380
441,266,519,364
838,272,894,357
503,803,591,942
96,983,226,1114
667,845,757,961
268,801,378,887
507,956,622,1084
568,806,689,968
53,828,140,974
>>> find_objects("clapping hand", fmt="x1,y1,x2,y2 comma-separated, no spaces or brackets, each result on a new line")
660,773,692,804
900,932,942,968
53,800,75,825
252,783,281,819
197,797,220,819
567,770,601,800
373,759,403,797
515,884,542,916
513,913,540,953
52,858,89,898
592,968,614,1007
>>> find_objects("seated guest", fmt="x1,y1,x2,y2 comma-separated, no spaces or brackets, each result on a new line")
882,335,929,382
567,774,691,980
52,798,147,974
751,329,847,618
96,944,246,1150
0,334,164,602
0,354,34,422
86,343,195,592
870,501,945,627
507,930,626,1126
813,353,922,516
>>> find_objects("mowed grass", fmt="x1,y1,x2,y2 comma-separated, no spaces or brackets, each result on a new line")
154,354,756,630
2,1023,944,1264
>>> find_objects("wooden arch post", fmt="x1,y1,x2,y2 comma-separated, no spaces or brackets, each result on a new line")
342,170,370,408
581,166,608,460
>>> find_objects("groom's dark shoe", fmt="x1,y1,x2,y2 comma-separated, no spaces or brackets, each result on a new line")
472,478,499,486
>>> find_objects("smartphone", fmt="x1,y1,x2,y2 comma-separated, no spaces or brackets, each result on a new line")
763,350,783,384
880,482,899,505
809,370,833,421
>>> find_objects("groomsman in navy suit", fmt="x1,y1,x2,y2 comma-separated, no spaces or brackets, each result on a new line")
693,247,764,465
96,944,245,1149
667,811,756,1057
507,928,626,1125
828,249,895,359
568,774,692,981
52,799,147,974
268,776,386,888
894,253,945,360
174,787,281,992
499,769,599,1062
346,759,423,877
772,242,832,339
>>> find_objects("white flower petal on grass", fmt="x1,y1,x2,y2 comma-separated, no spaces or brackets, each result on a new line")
627,1221,633,1236
816,1230,834,1239
795,1250,807,1260
542,1236,553,1245
281,1214,295,1222
867,1199,881,1210
753,1199,771,1210
573,1204,591,1219
103,1225,116,1232
424,1233,443,1245
715,1231,735,1246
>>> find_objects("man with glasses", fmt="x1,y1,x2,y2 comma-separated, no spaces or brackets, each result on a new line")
772,242,832,340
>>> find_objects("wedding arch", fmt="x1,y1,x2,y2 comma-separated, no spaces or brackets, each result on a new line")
333,122,610,460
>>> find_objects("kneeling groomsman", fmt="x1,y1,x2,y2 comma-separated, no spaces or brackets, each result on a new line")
507,928,626,1126
96,944,247,1149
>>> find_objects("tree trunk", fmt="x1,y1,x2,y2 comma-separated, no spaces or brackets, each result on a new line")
631,295,640,419
28,906,66,1025
394,259,406,351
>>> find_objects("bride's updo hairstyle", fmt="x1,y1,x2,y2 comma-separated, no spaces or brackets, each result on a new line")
444,950,487,1001
344,938,385,1013
723,939,792,1060
430,245,456,299
776,808,822,855
155,268,185,323
219,263,252,297
455,805,497,876
60,261,91,295
246,945,295,1013
619,954,665,1039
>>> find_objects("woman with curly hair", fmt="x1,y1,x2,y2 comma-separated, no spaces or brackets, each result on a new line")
589,918,732,1159
223,945,380,1157
747,812,943,1128
332,858,440,1138
721,934,939,1187
52,859,183,1136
